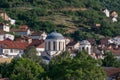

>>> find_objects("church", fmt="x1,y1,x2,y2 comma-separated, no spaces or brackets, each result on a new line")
42,31,66,64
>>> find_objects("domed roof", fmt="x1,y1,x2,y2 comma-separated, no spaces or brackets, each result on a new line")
80,40,91,45
46,31,64,39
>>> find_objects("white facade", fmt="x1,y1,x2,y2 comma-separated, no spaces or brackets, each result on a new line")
41,32,47,40
112,17,117,22
80,40,91,55
36,47,45,56
5,34,14,40
103,9,110,17
3,24,10,32
45,39,66,56
9,18,16,25
0,34,4,41
1,48,24,58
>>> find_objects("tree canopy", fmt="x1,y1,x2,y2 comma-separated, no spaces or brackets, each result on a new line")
48,51,106,80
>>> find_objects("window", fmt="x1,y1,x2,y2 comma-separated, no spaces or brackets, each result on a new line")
53,41,56,50
82,47,85,50
10,49,13,53
59,42,61,50
4,49,9,54
48,41,50,50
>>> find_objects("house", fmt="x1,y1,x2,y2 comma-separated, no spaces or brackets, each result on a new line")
0,23,10,32
31,31,47,40
0,78,9,80
110,11,118,18
15,35,32,44
104,67,120,80
29,39,45,56
0,30,15,41
8,18,15,25
103,9,110,17
0,10,9,21
65,37,72,45
66,41,80,50
0,10,15,25
100,37,120,59
36,42,45,56
5,34,14,41
80,40,92,55
11,25,31,36
112,17,117,22
0,40,29,58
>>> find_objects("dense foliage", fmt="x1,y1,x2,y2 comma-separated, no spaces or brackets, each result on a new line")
47,51,106,80
1,0,120,40
0,51,106,80
0,58,44,80
102,51,120,67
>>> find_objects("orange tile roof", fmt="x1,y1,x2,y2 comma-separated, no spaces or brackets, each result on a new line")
0,40,29,49
29,39,44,47
36,42,45,48
11,28,28,32
104,67,120,77
31,31,43,36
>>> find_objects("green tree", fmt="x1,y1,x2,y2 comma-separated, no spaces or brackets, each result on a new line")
48,51,106,80
0,58,44,80
23,46,42,64
10,58,44,80
102,51,120,67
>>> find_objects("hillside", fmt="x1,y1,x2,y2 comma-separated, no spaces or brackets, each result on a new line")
1,0,120,40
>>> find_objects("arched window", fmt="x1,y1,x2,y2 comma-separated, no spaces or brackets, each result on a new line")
82,47,85,50
48,41,50,50
53,41,56,50
59,42,61,50
86,47,89,52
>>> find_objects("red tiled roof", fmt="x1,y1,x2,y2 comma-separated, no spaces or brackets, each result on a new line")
29,39,44,47
100,38,110,45
0,78,9,80
87,38,96,45
31,31,43,36
66,41,78,47
19,25,28,29
15,36,31,41
104,67,120,77
0,40,29,49
11,28,28,32
36,42,45,48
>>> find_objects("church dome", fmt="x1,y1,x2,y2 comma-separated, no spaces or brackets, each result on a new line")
46,31,64,39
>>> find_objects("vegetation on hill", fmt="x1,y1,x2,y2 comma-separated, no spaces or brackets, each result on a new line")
0,51,106,80
0,0,120,40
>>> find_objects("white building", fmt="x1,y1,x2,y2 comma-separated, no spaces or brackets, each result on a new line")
103,9,110,17
31,31,47,40
42,31,66,63
0,40,28,58
5,34,15,40
80,40,92,55
36,42,45,56
0,24,10,32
